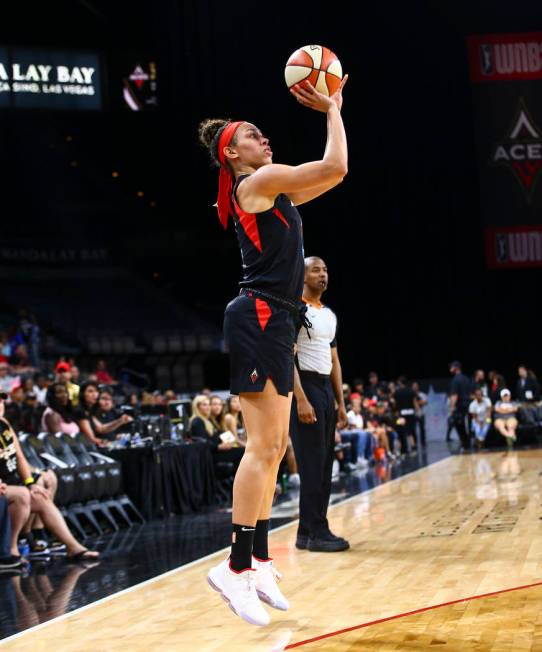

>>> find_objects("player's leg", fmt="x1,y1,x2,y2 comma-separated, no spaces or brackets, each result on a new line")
208,379,291,625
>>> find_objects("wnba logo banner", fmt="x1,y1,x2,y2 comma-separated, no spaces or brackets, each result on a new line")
467,33,542,82
467,32,542,269
485,226,542,268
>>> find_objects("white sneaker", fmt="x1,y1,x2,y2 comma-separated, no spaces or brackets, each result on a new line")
356,457,369,469
288,473,300,488
253,557,290,611
207,557,270,626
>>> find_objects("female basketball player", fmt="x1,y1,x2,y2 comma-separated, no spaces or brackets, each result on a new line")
199,74,348,626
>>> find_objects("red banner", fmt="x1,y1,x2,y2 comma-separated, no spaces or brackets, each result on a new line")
485,225,542,268
468,33,542,83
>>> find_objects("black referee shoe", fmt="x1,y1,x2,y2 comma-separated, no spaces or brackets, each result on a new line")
296,531,349,551
307,535,350,552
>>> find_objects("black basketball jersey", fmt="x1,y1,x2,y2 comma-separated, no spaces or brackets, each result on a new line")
0,417,17,479
231,174,305,301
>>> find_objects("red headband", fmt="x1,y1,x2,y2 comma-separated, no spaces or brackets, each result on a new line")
216,121,244,229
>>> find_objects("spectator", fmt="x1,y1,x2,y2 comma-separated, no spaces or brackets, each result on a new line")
93,390,125,441
366,416,393,459
189,395,233,451
32,372,50,405
366,372,385,400
19,391,41,435
351,378,364,396
9,344,34,374
4,385,25,431
394,376,417,454
224,395,246,445
341,393,370,469
95,360,115,386
70,365,81,386
515,365,540,403
493,389,518,449
55,362,80,407
74,381,131,447
0,360,18,394
0,333,11,358
471,369,489,398
42,384,79,436
342,383,351,407
412,381,427,448
17,310,41,368
468,388,492,449
447,361,471,450
489,372,506,404
0,492,25,570
0,402,99,562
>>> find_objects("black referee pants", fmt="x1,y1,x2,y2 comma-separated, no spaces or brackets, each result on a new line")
290,371,336,539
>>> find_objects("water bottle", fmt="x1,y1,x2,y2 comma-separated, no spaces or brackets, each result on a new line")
280,473,289,495
18,538,30,557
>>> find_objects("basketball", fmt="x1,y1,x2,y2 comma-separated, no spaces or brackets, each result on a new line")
284,45,343,96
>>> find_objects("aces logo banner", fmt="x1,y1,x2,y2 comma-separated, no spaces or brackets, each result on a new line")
467,33,542,268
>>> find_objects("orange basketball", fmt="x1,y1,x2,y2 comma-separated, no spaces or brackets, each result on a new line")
285,45,343,96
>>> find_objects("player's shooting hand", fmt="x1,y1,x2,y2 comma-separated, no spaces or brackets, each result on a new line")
290,80,334,113
297,397,317,424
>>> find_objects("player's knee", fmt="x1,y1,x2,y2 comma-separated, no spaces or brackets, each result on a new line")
258,438,284,466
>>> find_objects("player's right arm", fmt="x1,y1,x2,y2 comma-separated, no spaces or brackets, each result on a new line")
246,78,349,199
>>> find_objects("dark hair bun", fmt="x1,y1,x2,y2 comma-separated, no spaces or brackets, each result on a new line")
197,118,228,148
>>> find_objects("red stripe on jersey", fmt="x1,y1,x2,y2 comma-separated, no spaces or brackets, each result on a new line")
273,207,290,228
255,299,272,331
233,196,263,252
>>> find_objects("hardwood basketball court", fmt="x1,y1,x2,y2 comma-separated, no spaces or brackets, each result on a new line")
2,449,541,651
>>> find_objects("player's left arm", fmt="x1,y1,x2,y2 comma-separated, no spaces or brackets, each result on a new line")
330,346,347,429
288,177,344,206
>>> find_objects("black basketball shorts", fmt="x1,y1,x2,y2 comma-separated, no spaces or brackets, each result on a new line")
223,293,296,397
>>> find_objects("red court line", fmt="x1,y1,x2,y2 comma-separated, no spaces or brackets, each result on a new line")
285,580,542,649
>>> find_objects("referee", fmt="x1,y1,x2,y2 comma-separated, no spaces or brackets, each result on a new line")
291,256,349,552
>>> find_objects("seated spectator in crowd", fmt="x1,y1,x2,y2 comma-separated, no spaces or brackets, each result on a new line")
19,391,42,435
42,383,79,436
55,361,80,407
339,393,369,470
493,389,518,449
4,385,25,432
515,365,541,403
342,383,351,407
471,369,489,398
366,416,395,460
468,388,492,449
32,372,50,405
366,372,385,400
189,395,236,452
0,359,18,394
9,344,34,374
223,395,246,446
0,398,99,562
0,491,25,570
489,371,506,404
95,360,116,386
3,385,40,434
94,390,131,442
74,381,132,447
70,365,81,386
351,378,364,397
0,333,11,357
